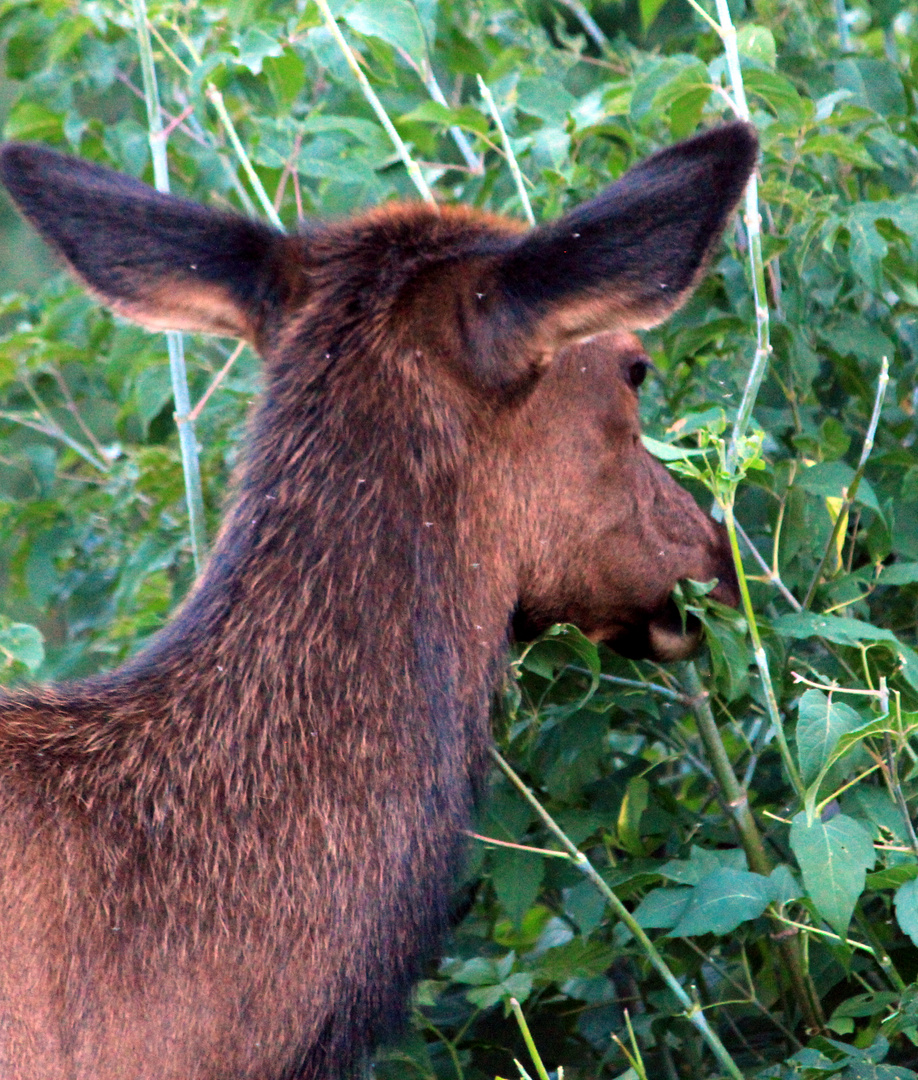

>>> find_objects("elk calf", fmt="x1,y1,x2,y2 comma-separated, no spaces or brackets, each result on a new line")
0,123,755,1080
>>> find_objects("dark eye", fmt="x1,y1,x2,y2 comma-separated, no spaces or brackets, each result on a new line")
627,359,649,389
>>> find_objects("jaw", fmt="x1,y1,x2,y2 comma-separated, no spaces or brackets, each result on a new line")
587,602,703,663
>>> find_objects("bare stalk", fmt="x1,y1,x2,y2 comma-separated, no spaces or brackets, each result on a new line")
422,68,482,174
131,0,207,573
205,85,285,231
490,748,747,1080
803,357,889,609
555,0,609,49
476,76,536,227
313,0,437,207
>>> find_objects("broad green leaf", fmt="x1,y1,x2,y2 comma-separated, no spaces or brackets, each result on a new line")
660,846,747,885
234,26,284,73
878,562,918,585
834,57,905,116
617,776,649,855
773,613,918,694
562,880,608,936
868,865,918,890
0,619,44,674
670,868,773,937
516,78,577,126
529,939,618,982
794,462,881,516
466,971,533,1008
3,101,65,142
398,101,489,136
640,434,708,462
796,689,863,784
519,623,600,701
894,879,918,948
744,68,809,122
736,25,776,67
344,0,427,64
802,133,880,170
491,847,544,928
633,887,692,929
768,865,803,905
630,56,706,123
639,0,668,30
789,811,875,935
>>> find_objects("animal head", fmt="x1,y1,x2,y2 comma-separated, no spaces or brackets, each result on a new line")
0,124,755,662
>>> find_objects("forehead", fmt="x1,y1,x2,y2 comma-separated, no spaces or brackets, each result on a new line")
555,331,648,379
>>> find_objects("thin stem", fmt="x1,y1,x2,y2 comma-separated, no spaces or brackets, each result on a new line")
566,665,694,703
465,831,570,858
0,411,109,473
723,501,805,797
803,357,889,609
696,0,772,469
205,85,285,231
490,748,746,1080
509,999,552,1080
476,76,536,227
313,0,437,206
189,341,247,423
834,0,853,50
49,367,107,460
131,0,207,573
554,0,609,49
735,518,802,611
681,663,772,873
422,68,482,174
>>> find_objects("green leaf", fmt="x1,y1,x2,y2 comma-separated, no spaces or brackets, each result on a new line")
796,689,863,785
878,562,918,585
617,776,649,855
795,460,880,515
491,847,545,928
466,970,533,1009
519,623,600,702
639,0,668,30
773,612,918,695
743,69,809,122
516,77,577,126
3,101,65,142
834,57,905,116
633,886,692,929
640,434,708,462
670,868,774,937
343,0,428,63
802,133,880,170
867,864,918,890
768,865,803,905
789,811,875,935
0,619,44,674
398,101,489,136
736,25,776,68
234,26,285,74
660,846,747,885
894,879,918,948
530,938,618,982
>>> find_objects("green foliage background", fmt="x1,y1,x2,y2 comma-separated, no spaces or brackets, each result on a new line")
2,0,918,1076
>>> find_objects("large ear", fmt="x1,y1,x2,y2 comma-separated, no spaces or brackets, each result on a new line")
472,122,757,380
0,143,301,344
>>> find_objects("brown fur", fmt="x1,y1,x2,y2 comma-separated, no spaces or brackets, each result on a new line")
0,124,756,1079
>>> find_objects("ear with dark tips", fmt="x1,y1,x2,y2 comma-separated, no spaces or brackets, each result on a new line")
0,143,300,344
487,122,758,367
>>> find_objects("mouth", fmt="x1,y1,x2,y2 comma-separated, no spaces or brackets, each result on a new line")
604,599,703,663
